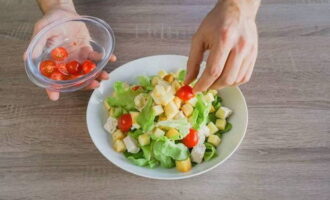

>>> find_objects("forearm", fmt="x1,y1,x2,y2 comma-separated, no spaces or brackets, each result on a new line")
37,0,76,14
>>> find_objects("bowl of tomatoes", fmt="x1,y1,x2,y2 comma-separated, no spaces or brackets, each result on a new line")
25,16,115,92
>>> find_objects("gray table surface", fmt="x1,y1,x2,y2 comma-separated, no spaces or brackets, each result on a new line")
0,0,329,199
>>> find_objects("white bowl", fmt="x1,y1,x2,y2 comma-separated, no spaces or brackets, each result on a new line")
86,55,248,180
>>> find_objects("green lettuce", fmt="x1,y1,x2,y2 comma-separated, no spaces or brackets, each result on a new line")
212,95,222,110
137,76,153,91
107,81,140,111
124,149,159,168
192,94,211,130
137,97,155,132
156,119,190,138
203,143,217,161
177,69,187,81
128,129,143,139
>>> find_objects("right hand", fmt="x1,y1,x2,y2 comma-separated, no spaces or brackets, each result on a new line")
25,6,116,101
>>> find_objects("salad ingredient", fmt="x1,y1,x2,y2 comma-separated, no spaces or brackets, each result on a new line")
137,76,153,91
66,60,81,75
50,47,68,61
153,138,189,165
104,117,118,134
152,105,164,116
209,105,216,113
112,129,126,141
50,71,65,80
217,122,232,134
152,128,165,139
151,85,174,106
138,133,151,146
207,135,221,147
188,96,197,107
129,111,140,129
207,122,219,135
182,128,199,148
197,130,206,145
82,60,96,74
163,74,174,83
173,96,183,108
164,101,179,119
134,93,149,111
181,103,193,117
165,128,181,140
216,106,233,119
216,118,226,130
157,119,190,138
177,69,187,81
124,150,159,168
131,85,143,91
158,70,167,78
203,93,215,103
175,157,192,172
57,63,69,75
174,111,185,120
104,100,111,110
191,94,211,130
107,81,141,110
191,144,206,163
176,85,194,101
113,140,126,152
199,125,210,137
137,97,156,132
123,135,140,153
203,142,217,161
118,114,133,132
40,60,56,77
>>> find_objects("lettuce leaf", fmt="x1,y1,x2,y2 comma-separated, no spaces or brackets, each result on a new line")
137,97,155,132
124,150,159,168
177,69,187,81
107,81,141,110
137,76,153,91
156,119,190,138
192,94,211,130
203,142,217,161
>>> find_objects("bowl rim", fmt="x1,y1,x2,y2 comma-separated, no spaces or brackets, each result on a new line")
24,15,115,90
86,54,248,180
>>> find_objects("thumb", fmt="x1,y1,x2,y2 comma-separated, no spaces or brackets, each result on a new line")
46,89,60,101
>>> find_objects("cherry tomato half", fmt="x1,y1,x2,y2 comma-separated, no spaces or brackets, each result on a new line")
40,60,56,77
82,60,96,74
66,60,82,75
176,85,194,101
57,63,69,75
50,47,68,61
50,71,65,81
68,74,84,80
182,129,199,148
131,85,143,91
118,114,133,132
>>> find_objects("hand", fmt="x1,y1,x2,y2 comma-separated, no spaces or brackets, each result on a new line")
25,5,116,101
185,0,260,92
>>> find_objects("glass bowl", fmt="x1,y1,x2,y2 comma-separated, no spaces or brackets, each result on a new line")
25,16,115,92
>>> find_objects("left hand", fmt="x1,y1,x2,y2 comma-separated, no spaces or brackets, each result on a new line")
185,0,260,92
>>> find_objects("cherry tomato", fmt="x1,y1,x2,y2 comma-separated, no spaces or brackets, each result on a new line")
176,85,194,101
68,74,84,80
66,60,82,75
131,85,143,91
182,129,199,148
82,60,96,74
40,60,56,77
118,114,132,132
50,71,65,81
57,63,69,75
50,47,68,61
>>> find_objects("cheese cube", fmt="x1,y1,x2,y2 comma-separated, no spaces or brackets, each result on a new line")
112,129,126,141
104,117,118,134
176,158,192,172
174,111,185,120
158,70,168,78
164,101,179,119
181,103,193,117
215,106,232,119
208,135,221,147
123,135,140,153
216,119,226,130
188,97,197,107
173,96,182,108
153,128,165,138
199,125,210,137
171,80,182,92
113,140,126,152
207,122,219,135
203,93,215,103
197,130,206,145
138,134,150,146
152,105,164,116
191,144,206,163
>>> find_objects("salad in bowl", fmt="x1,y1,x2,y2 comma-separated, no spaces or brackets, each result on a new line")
103,69,233,173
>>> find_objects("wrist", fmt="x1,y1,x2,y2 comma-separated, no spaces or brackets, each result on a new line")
217,0,260,20
37,0,76,14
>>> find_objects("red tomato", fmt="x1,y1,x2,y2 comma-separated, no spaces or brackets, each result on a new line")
182,129,199,148
50,71,65,81
82,60,96,74
131,85,143,91
66,60,82,75
57,63,69,75
40,60,56,77
68,74,84,80
176,85,194,101
50,47,68,61
118,114,132,132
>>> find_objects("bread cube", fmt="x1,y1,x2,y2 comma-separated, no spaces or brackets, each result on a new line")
188,97,197,107
173,96,182,108
158,114,167,121
165,128,180,139
163,74,174,83
138,133,151,146
153,128,165,138
176,158,192,172
158,70,168,78
208,89,218,96
207,122,219,135
152,105,164,116
113,140,126,152
216,119,226,130
112,129,126,141
208,135,221,147
203,93,215,103
171,80,182,92
215,106,232,119
164,101,179,119
174,111,185,120
181,103,193,117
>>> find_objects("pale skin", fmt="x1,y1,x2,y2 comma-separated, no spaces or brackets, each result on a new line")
29,0,260,100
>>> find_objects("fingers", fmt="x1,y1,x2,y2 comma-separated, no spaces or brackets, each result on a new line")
193,42,231,92
84,80,100,90
46,89,60,101
242,49,257,84
109,54,117,62
96,70,109,81
184,36,204,85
